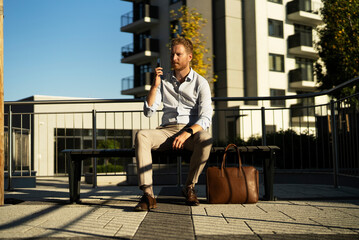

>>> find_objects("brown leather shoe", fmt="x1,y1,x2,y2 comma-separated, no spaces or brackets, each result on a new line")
134,193,157,211
182,186,200,206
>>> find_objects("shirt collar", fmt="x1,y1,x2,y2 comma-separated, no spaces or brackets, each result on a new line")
171,68,194,83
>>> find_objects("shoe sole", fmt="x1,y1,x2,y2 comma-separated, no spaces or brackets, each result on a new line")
134,204,157,211
185,201,200,206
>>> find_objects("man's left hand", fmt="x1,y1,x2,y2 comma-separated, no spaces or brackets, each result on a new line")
172,131,191,150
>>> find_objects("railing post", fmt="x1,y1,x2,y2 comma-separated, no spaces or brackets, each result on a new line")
92,109,97,188
7,105,13,190
261,107,267,146
330,100,339,188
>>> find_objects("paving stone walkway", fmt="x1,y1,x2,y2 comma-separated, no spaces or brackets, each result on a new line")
0,178,359,239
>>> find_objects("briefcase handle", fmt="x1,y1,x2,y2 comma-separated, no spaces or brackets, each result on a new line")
221,143,243,171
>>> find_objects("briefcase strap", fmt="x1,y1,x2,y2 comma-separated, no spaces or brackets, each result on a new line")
221,143,243,170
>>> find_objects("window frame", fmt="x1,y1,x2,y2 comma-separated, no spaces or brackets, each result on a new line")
270,89,286,107
268,19,284,38
269,53,285,72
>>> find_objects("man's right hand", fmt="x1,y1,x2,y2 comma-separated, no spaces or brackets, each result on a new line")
146,67,163,107
153,67,163,88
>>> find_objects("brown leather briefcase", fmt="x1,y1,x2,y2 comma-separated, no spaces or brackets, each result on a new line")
206,144,259,204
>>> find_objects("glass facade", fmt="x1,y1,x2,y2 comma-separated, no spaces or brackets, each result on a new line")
54,128,133,174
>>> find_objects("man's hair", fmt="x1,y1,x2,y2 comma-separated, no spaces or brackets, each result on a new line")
171,37,193,54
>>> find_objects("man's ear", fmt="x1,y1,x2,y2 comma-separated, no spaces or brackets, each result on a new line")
188,53,193,62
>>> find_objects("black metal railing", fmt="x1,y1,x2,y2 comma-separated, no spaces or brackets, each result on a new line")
121,10,133,27
4,76,359,189
121,38,159,59
289,68,315,82
121,43,134,58
121,4,159,28
121,73,153,92
287,0,321,15
121,76,134,92
288,32,313,49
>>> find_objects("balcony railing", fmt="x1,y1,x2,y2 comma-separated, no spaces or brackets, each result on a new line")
121,4,159,33
288,32,318,58
121,43,134,59
289,68,317,91
288,32,312,48
287,0,323,25
289,68,316,82
121,73,153,93
121,72,153,97
121,76,134,92
3,77,359,189
121,38,159,64
287,0,321,15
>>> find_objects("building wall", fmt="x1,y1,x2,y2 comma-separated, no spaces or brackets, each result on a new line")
30,95,157,176
120,0,324,144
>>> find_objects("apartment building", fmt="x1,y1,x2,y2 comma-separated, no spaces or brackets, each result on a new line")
4,0,326,180
120,0,323,141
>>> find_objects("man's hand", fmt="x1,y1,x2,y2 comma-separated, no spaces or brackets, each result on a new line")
153,67,163,88
146,67,163,107
172,131,191,150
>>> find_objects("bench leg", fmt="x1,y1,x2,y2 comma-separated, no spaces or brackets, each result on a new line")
177,155,182,187
67,154,82,203
263,150,275,201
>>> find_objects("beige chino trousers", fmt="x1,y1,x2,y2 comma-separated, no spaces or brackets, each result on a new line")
135,124,213,188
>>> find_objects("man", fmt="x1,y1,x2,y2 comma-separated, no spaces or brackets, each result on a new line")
134,37,213,211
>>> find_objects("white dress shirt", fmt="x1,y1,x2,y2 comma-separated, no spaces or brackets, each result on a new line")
144,68,213,130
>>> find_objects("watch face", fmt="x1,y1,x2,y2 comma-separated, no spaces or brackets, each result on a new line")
186,128,193,135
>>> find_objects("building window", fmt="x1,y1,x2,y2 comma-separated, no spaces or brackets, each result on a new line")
135,63,152,87
268,19,283,38
295,57,314,81
270,89,285,107
135,31,151,52
269,54,284,72
268,0,282,4
294,24,313,47
54,129,132,174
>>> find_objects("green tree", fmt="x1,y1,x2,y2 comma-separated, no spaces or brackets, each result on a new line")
170,6,217,88
315,0,359,99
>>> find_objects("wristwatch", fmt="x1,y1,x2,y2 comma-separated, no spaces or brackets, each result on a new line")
184,128,194,136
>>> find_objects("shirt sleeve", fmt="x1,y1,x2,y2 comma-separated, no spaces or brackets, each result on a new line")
195,80,213,130
143,83,162,118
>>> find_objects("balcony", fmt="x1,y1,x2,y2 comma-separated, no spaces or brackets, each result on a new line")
121,4,159,33
290,103,316,123
287,0,323,26
121,38,159,65
288,32,318,59
121,72,154,97
289,68,317,91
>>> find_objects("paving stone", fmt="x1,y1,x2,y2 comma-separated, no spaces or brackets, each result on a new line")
2,179,359,239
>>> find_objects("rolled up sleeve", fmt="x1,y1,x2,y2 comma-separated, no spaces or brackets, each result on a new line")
144,84,162,117
195,81,213,130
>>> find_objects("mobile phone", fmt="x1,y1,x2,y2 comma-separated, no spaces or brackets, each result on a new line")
157,58,161,68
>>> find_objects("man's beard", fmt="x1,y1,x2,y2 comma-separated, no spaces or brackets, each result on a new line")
172,62,187,71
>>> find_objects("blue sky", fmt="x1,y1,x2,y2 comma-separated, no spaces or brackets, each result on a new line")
4,0,133,101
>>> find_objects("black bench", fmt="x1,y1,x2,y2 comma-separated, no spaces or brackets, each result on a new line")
63,146,279,203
